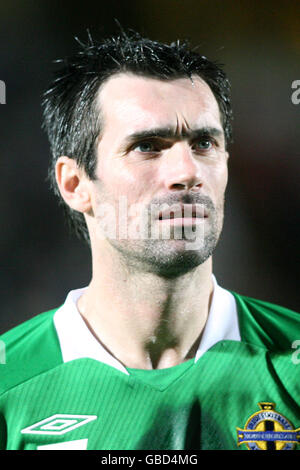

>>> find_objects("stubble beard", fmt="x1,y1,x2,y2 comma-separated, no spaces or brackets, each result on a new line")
105,194,225,279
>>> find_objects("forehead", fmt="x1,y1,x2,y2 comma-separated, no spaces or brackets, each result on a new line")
97,73,222,135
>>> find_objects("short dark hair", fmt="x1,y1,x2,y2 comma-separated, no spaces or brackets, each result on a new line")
41,29,233,244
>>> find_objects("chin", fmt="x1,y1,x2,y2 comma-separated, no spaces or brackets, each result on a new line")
150,252,212,278
138,238,217,278
108,226,221,277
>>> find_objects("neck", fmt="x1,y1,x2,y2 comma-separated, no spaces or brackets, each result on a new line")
77,245,214,370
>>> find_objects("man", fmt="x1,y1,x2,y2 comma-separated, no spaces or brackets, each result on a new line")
0,30,299,451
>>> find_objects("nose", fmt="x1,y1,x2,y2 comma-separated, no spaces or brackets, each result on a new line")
160,142,203,192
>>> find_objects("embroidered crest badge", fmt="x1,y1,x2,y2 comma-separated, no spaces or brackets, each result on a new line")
236,402,300,450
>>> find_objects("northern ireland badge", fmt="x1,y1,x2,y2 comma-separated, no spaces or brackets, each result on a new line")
236,402,300,450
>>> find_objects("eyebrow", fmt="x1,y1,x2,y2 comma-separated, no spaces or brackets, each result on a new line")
123,126,224,145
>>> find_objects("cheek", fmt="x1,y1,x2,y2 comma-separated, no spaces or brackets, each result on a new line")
207,164,228,202
219,167,228,193
96,156,157,206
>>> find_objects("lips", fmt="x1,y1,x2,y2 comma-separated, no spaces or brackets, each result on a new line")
158,204,208,220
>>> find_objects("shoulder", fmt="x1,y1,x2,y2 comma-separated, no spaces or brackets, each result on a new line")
0,307,63,395
230,291,299,351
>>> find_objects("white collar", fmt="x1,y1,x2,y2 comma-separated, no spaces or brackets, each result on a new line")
53,275,240,375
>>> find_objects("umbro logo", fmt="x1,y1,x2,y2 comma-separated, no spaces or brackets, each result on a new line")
21,414,97,435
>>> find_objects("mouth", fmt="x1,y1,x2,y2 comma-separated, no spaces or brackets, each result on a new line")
158,204,208,221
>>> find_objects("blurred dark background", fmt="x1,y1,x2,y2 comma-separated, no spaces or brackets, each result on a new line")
0,0,299,333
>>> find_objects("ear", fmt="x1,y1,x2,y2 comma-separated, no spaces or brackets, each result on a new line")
55,156,92,213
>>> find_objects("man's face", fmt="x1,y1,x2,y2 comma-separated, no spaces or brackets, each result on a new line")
88,73,229,276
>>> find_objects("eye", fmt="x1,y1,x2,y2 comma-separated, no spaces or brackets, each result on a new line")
193,138,213,151
133,141,157,153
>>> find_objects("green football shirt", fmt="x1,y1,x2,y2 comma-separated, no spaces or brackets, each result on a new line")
0,276,299,450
